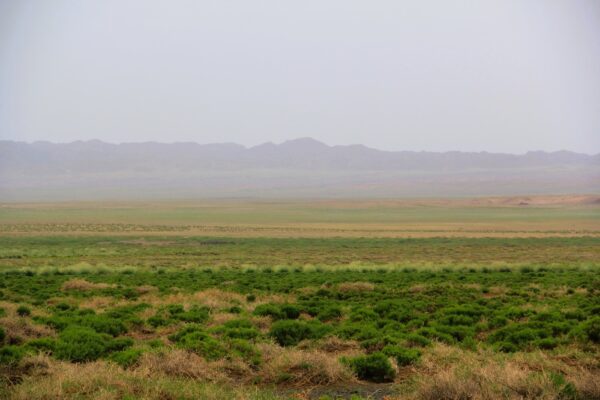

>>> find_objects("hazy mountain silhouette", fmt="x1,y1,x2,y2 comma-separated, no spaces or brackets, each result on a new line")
1,138,598,200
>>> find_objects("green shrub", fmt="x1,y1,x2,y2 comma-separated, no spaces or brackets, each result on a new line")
280,304,301,320
170,326,227,360
306,320,333,340
176,306,210,323
433,324,475,342
0,345,25,366
494,341,518,353
0,327,4,343
270,320,313,346
109,348,142,368
168,324,203,342
536,337,559,350
228,305,242,314
216,319,260,340
167,304,185,315
105,337,134,352
79,314,128,336
54,326,111,362
488,322,553,351
317,305,343,321
54,302,72,311
382,345,421,366
349,307,379,322
147,339,164,348
348,353,395,383
253,304,284,320
229,339,261,367
404,333,431,347
360,335,399,352
580,317,600,343
16,305,31,317
417,327,455,344
147,315,170,328
26,338,57,353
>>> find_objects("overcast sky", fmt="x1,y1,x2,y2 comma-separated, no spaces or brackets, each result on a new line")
1,1,599,154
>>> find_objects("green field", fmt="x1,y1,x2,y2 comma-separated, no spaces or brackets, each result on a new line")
2,199,599,237
0,200,599,399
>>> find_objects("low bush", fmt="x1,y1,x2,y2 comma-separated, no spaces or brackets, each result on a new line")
228,305,242,314
347,353,395,382
382,345,421,366
170,326,227,360
579,317,600,343
176,306,210,323
79,314,128,336
16,305,31,317
404,333,431,347
53,326,131,362
147,314,170,328
0,345,24,366
270,320,314,346
229,339,261,367
280,304,301,319
253,303,284,320
215,319,260,340
105,337,134,352
109,348,143,368
317,305,343,322
25,337,57,353
54,326,111,362
488,322,558,351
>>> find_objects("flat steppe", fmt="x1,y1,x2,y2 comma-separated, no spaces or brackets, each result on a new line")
1,195,598,238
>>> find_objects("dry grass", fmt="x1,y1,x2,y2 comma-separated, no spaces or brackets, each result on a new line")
0,353,51,386
299,336,361,355
136,285,159,295
251,293,295,308
61,278,114,291
250,315,272,333
137,344,356,388
208,312,238,327
412,344,600,400
408,284,426,293
140,289,248,312
336,282,375,292
572,369,600,400
257,343,355,387
77,296,120,311
136,349,225,382
7,354,272,400
0,316,55,344
4,344,599,399
191,289,246,310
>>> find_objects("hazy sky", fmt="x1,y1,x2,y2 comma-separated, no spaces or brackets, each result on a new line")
1,1,599,153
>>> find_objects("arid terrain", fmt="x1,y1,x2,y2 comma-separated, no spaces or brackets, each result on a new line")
0,197,599,399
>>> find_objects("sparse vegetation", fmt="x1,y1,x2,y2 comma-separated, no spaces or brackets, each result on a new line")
0,203,598,399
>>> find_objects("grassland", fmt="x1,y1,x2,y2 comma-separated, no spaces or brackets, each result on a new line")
2,197,599,237
0,198,599,399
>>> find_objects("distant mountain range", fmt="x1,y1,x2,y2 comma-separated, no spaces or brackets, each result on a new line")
1,138,599,200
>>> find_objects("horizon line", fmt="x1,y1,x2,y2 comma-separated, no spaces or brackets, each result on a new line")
2,137,598,157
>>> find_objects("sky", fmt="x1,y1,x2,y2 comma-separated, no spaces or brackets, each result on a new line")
0,1,599,154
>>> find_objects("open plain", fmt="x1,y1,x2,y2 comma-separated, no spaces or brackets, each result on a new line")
0,197,599,399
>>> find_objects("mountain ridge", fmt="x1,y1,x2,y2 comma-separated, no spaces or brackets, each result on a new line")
4,137,597,157
1,138,598,201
